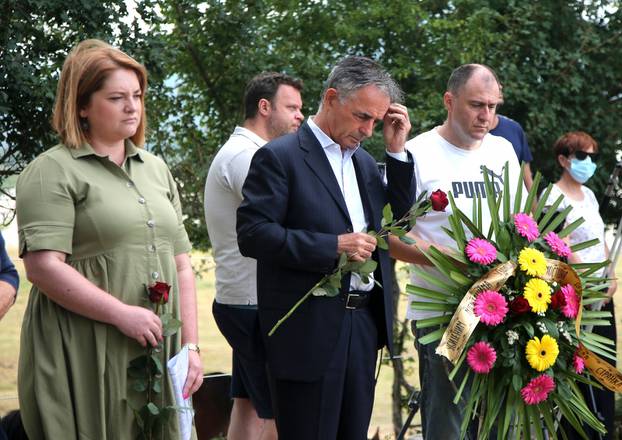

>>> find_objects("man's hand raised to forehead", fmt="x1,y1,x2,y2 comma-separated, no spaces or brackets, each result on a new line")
383,103,411,153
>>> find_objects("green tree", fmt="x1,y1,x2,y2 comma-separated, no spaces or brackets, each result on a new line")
0,0,159,200
3,1,622,434
482,1,622,218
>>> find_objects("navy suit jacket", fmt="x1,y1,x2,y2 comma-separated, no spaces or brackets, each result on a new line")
237,122,415,381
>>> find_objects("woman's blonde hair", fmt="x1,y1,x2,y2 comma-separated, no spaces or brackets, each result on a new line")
52,39,148,149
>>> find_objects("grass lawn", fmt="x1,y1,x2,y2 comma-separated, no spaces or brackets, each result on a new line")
1,244,620,439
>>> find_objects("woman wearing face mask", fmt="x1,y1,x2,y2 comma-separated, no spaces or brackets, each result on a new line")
549,131,617,439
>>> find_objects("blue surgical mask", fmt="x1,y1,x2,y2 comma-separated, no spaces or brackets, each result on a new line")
568,157,597,183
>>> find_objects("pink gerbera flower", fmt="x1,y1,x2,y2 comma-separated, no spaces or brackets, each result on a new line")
544,231,572,258
514,213,539,242
561,284,579,318
474,290,508,326
467,341,497,374
573,353,585,374
521,374,555,405
465,238,497,265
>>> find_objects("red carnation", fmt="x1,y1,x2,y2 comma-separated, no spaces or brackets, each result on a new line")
550,290,566,310
148,281,171,304
430,189,449,212
509,296,530,315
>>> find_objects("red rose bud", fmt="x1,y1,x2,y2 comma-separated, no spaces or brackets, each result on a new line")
509,296,530,314
148,281,171,304
550,290,566,310
430,189,449,211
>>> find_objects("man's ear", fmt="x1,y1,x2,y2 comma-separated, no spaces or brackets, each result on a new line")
323,88,339,109
443,91,453,113
257,98,271,117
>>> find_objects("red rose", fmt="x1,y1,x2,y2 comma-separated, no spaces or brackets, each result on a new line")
509,296,530,314
430,189,449,211
148,281,171,304
550,290,566,310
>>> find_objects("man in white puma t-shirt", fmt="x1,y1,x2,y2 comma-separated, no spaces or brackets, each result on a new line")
390,64,521,439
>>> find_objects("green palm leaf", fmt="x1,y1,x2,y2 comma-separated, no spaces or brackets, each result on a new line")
523,171,542,214
532,182,553,221
570,238,600,252
539,205,573,236
513,161,525,215
503,161,511,222
558,217,585,238
537,193,564,229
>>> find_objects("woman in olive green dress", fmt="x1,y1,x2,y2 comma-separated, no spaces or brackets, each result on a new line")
16,39,203,439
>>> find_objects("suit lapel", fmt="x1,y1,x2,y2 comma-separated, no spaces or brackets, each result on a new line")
299,123,351,221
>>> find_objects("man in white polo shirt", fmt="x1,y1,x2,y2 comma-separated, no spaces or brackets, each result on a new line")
204,72,303,440
391,64,521,439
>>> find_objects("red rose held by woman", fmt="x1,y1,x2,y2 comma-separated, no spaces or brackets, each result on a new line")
430,189,449,211
148,281,171,304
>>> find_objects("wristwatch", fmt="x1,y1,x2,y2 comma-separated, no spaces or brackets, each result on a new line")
184,343,200,354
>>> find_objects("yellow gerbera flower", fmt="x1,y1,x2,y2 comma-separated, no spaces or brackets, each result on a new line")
525,335,559,371
518,247,547,277
523,278,551,312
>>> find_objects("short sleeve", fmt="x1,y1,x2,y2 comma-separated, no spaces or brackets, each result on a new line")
519,129,533,163
165,166,192,255
583,186,600,210
16,155,75,257
226,148,255,200
545,185,560,207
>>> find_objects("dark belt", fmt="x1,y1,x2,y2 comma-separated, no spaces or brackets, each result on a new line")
344,290,372,310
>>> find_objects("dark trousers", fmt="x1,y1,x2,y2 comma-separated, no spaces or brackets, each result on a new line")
413,323,478,440
269,307,378,440
563,301,617,439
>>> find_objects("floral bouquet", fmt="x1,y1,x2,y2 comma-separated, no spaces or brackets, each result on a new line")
409,167,620,439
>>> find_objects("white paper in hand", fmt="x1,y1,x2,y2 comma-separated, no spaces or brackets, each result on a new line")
167,345,194,440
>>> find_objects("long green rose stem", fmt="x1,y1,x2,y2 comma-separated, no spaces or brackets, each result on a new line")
268,207,421,337
148,301,161,406
268,278,326,336
146,344,153,439
146,300,163,439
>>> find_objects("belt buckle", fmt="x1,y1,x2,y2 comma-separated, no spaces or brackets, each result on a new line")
345,293,361,310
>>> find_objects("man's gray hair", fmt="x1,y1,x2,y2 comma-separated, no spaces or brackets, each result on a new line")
320,56,404,106
446,63,500,95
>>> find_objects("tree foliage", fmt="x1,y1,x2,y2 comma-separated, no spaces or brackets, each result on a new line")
3,0,622,435
135,0,622,250
0,0,149,191
4,1,621,243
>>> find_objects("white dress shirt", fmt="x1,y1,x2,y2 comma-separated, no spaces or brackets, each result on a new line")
308,118,376,291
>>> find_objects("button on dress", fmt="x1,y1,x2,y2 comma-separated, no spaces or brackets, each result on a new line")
16,141,194,439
